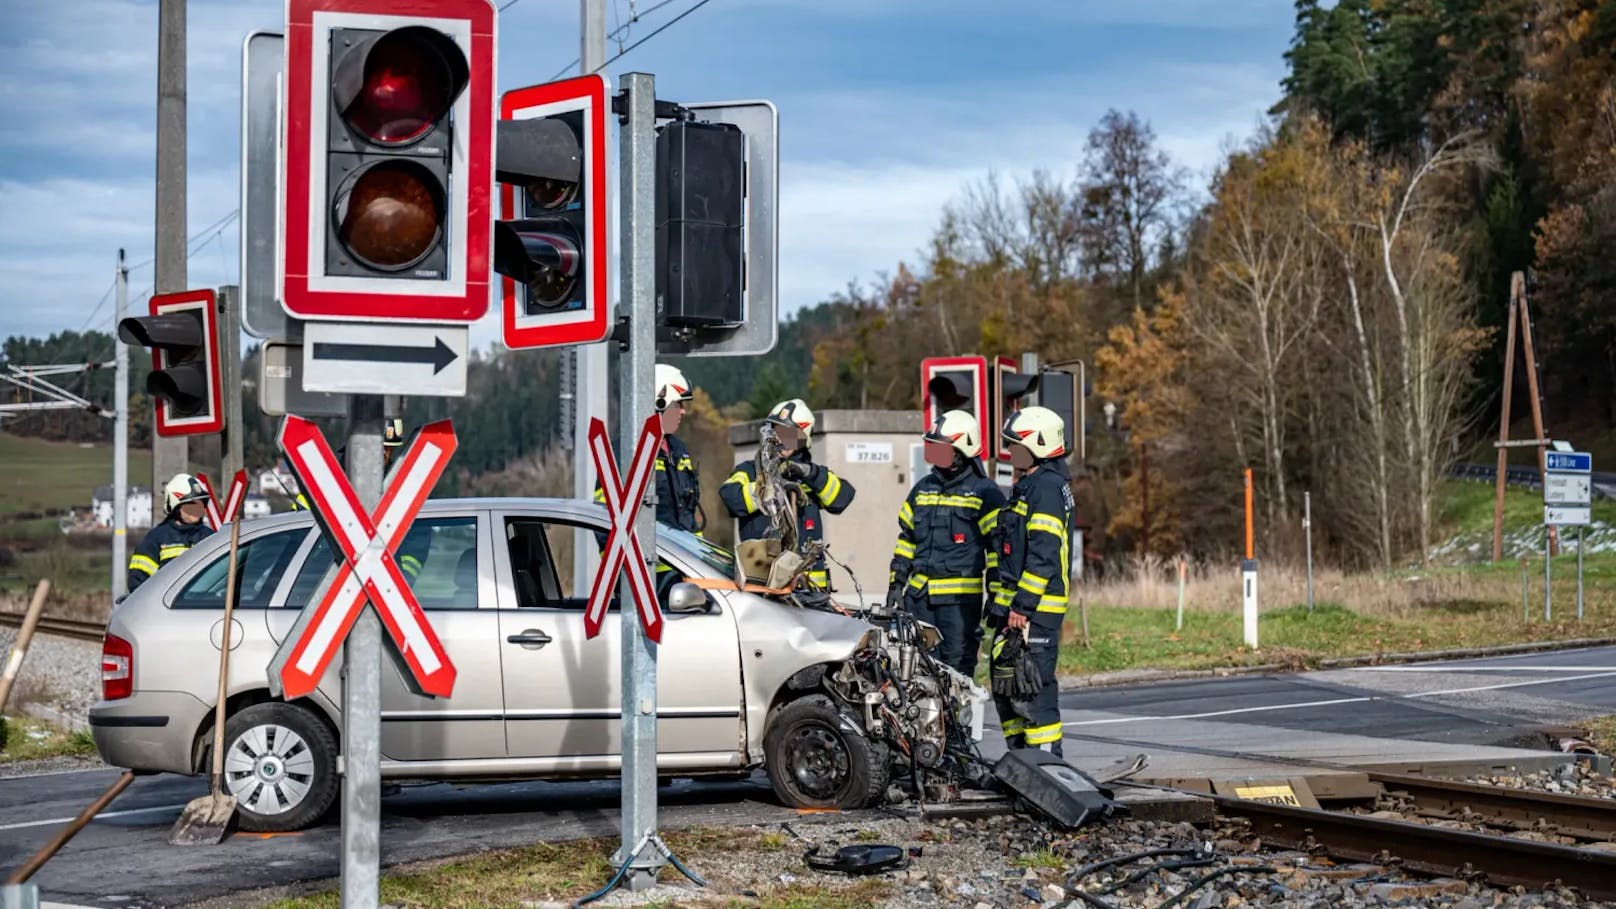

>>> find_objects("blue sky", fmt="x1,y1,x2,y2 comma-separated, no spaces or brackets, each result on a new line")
0,0,1294,348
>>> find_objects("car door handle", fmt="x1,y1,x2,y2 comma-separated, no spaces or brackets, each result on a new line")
507,629,553,649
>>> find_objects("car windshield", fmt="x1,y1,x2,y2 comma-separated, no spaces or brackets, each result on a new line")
658,523,736,578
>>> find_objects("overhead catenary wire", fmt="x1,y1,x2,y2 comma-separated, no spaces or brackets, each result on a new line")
546,0,698,80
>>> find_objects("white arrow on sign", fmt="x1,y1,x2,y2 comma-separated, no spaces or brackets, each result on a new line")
301,322,469,397
1545,473,1592,506
1546,505,1592,526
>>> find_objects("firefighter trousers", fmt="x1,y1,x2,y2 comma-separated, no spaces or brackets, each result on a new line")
908,596,984,678
993,623,1063,757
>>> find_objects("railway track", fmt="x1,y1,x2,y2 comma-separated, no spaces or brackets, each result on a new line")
0,611,105,643
1074,731,1616,901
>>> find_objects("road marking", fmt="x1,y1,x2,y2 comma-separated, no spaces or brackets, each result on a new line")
1352,665,1616,673
0,803,187,832
1064,670,1616,727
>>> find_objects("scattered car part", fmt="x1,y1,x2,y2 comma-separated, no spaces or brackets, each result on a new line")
804,844,910,876
994,749,1125,829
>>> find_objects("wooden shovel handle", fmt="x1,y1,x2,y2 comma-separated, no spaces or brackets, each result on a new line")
209,516,243,797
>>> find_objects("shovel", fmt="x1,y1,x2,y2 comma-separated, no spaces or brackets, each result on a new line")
169,513,243,846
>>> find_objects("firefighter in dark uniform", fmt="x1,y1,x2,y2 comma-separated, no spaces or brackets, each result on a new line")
128,473,216,592
720,399,855,590
888,410,1006,676
596,364,703,533
988,406,1074,756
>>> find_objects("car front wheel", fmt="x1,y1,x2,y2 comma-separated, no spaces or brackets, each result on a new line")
221,702,339,832
763,694,889,810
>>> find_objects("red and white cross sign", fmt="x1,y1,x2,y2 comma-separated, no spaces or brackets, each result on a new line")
195,470,249,531
274,416,458,699
585,414,663,643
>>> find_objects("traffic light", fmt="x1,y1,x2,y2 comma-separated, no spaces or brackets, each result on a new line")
495,75,609,350
657,119,746,329
993,356,1037,467
920,356,990,462
280,0,495,323
118,289,223,437
1034,368,1077,461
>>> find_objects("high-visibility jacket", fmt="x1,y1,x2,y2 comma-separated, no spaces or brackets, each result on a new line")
594,433,702,534
992,459,1074,630
889,462,1006,605
719,453,854,588
127,515,214,592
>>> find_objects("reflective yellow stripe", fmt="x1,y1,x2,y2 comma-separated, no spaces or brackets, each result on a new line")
725,471,757,513
1011,502,1029,516
655,462,667,471
1001,718,1026,736
915,493,982,509
819,471,843,503
1024,722,1063,745
1028,514,1065,536
158,544,189,561
978,508,999,535
678,457,694,470
806,569,829,588
129,555,159,576
927,577,983,595
592,487,606,504
984,552,1000,569
995,588,1014,607
1036,595,1069,614
893,539,915,559
907,573,929,592
399,555,423,579
1018,572,1049,592
899,502,913,529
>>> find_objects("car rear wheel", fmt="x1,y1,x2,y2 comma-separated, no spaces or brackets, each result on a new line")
222,702,339,832
763,694,889,810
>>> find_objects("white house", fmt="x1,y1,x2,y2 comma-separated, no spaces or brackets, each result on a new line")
258,468,300,497
242,495,272,519
93,485,153,529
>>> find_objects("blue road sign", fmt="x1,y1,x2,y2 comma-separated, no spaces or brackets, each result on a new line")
1546,451,1592,473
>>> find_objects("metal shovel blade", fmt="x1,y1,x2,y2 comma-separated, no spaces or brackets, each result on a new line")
168,791,236,846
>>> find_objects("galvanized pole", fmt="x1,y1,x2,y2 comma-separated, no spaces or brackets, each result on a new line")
112,251,129,598
218,286,243,483
1545,530,1553,622
573,0,610,596
152,0,189,493
340,396,385,909
1304,491,1314,613
615,71,663,889
1577,526,1584,621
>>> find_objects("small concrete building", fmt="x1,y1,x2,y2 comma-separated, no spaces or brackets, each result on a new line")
729,410,926,609
92,485,153,529
242,495,272,519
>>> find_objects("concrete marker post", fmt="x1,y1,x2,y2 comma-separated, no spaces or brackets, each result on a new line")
1545,528,1553,623
1304,490,1314,613
1577,525,1584,621
1175,556,1186,632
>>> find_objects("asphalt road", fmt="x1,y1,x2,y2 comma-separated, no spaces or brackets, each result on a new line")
6,645,1616,908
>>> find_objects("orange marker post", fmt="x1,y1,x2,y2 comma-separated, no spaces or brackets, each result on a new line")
1241,468,1258,649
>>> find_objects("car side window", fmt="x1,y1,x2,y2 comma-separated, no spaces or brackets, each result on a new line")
172,529,305,610
283,517,481,611
509,518,679,610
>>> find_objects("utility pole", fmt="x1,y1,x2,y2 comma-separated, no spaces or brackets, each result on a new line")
113,251,129,598
153,0,189,492
573,0,609,595
219,286,243,482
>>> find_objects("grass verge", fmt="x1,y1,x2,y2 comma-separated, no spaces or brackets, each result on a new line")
0,433,151,518
265,828,886,909
1581,715,1616,755
0,715,96,763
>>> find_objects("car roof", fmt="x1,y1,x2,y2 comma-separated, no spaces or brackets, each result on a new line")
249,497,608,530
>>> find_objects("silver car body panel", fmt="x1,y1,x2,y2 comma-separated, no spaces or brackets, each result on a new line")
91,498,869,778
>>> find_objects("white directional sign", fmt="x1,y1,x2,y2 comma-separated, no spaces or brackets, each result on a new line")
301,322,468,397
1544,448,1592,526
1546,473,1592,505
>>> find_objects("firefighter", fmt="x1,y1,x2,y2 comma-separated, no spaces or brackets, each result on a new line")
127,473,216,592
887,410,1006,676
720,399,855,589
988,406,1074,757
596,364,703,533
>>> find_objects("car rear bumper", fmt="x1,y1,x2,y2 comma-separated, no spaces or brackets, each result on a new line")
89,691,208,773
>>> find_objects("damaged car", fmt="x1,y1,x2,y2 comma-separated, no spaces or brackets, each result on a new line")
89,497,992,832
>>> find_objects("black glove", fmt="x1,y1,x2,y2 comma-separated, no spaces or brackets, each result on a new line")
780,460,814,483
990,629,1043,699
884,586,904,614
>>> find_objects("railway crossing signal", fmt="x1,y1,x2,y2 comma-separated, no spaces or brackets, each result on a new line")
118,289,224,438
194,470,249,530
585,414,663,643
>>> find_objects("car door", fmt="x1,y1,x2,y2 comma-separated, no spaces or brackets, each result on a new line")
268,508,507,762
492,510,744,767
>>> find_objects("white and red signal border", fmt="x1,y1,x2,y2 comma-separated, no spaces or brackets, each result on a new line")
921,355,991,464
195,470,250,530
148,289,225,436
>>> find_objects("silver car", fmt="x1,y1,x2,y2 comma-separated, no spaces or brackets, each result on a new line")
91,498,985,831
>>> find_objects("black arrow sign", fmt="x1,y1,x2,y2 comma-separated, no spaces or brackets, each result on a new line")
311,337,459,375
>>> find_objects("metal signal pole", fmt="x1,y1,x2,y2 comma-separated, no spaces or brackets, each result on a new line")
113,251,129,597
573,0,610,596
153,0,188,492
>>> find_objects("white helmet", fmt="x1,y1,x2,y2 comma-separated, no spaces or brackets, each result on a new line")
1002,406,1066,460
765,399,815,447
926,409,982,459
163,473,209,516
653,364,694,412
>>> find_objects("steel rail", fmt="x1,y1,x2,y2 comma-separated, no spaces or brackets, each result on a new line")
1368,772,1616,842
0,612,105,643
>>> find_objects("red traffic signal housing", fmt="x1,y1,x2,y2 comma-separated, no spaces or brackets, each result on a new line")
495,75,610,350
118,289,223,437
281,0,495,324
921,356,991,462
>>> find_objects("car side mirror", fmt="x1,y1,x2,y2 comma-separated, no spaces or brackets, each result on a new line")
667,582,709,614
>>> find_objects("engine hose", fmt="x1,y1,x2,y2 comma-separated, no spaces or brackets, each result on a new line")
1067,847,1205,884
1096,856,1218,896
1154,865,1277,909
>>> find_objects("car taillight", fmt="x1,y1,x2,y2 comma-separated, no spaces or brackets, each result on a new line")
102,633,132,700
